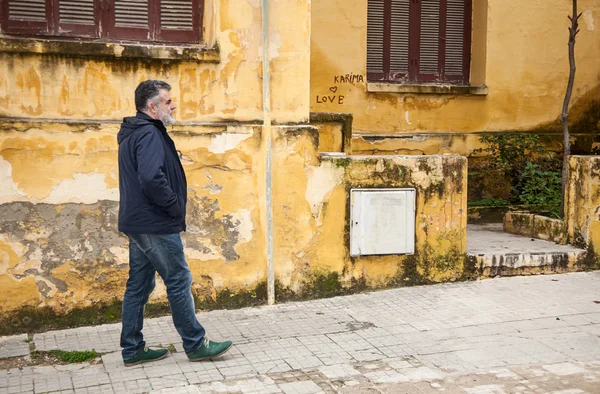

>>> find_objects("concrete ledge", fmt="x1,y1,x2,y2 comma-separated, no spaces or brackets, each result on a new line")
475,251,586,269
467,223,588,278
0,118,263,135
0,36,220,62
367,82,488,96
470,251,587,277
504,211,567,244
467,206,511,224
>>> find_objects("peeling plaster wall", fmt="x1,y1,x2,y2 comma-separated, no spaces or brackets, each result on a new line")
0,122,266,314
270,0,311,123
310,0,600,135
0,0,310,124
1,120,468,317
563,156,600,270
0,0,470,319
565,156,600,258
273,127,468,294
0,0,313,318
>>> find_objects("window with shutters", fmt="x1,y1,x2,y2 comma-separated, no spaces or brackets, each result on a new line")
0,0,203,43
367,0,472,84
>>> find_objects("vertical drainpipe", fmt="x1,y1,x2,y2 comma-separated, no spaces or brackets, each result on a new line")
262,0,275,305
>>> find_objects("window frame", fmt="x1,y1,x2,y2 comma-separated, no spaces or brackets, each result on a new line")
367,0,472,85
0,0,203,45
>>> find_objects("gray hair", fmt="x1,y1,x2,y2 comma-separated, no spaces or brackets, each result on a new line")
134,80,171,112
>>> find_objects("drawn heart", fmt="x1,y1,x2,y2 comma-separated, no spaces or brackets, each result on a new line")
329,86,338,93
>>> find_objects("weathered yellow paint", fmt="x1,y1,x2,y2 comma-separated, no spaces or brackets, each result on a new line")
565,156,600,269
310,0,600,135
504,212,567,245
0,0,306,319
270,0,311,123
50,260,129,310
314,123,344,153
0,237,24,271
0,127,119,202
0,118,272,314
0,119,468,318
0,0,310,124
5,0,581,324
273,127,468,294
0,276,39,312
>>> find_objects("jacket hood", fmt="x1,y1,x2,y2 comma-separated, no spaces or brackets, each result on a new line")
117,112,164,144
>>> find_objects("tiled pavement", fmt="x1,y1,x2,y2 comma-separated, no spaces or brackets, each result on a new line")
1,271,600,393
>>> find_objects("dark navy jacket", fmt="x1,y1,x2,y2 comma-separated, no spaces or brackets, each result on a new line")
117,112,187,234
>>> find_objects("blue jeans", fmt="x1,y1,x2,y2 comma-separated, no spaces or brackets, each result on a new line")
120,233,205,360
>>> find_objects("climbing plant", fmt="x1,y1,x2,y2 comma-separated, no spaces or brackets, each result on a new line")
474,133,561,217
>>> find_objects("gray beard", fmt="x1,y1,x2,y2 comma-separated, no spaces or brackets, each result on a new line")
158,108,175,126
162,115,176,126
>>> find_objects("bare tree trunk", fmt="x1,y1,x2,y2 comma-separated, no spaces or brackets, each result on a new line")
560,0,581,218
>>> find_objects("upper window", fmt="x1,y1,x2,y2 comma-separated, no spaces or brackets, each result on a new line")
367,0,472,84
0,0,203,43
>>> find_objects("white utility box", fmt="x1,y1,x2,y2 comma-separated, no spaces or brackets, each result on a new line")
350,188,416,256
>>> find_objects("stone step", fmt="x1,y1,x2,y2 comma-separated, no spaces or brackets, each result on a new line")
467,223,589,276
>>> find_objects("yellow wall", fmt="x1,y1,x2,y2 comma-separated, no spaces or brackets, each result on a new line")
0,121,267,313
0,121,469,319
0,0,310,124
273,128,468,294
6,0,597,325
565,156,600,254
310,0,600,135
0,0,312,320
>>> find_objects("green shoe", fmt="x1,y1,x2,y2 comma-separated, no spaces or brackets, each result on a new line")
124,347,169,367
187,338,233,362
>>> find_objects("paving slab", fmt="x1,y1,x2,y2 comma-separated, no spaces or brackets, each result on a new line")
0,334,30,359
1,272,600,393
467,223,586,255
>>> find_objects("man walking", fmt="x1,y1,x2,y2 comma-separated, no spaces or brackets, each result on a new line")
117,80,232,366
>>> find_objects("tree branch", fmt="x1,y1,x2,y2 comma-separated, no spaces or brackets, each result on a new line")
560,0,579,217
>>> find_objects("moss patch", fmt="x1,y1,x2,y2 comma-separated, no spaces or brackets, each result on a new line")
47,350,98,363
1,349,100,369
0,281,270,336
391,244,466,286
1,300,122,336
196,282,268,310
394,256,432,287
580,241,600,271
275,272,367,303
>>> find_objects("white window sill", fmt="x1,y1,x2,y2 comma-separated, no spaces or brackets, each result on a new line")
0,36,219,62
367,82,488,96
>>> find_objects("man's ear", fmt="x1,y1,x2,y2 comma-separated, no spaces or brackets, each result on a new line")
147,101,156,114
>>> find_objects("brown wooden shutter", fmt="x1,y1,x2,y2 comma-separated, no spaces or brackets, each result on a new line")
444,0,471,83
417,0,440,82
106,0,153,41
367,0,386,81
1,0,53,35
389,0,410,81
57,0,99,37
158,0,200,42
417,0,471,83
366,0,471,84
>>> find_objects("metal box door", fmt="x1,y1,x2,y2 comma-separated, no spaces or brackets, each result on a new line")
350,188,416,256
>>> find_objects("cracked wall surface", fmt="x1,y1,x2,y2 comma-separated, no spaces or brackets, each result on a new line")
0,120,468,317
565,156,600,269
273,128,468,296
0,0,472,319
310,0,600,135
0,0,310,124
0,0,313,317
0,122,266,314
